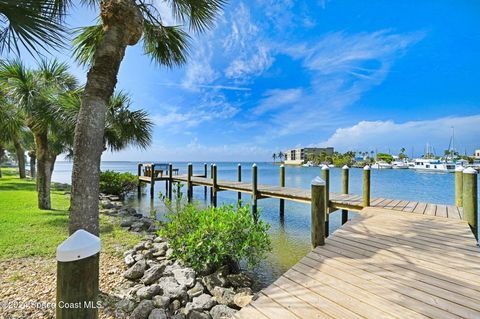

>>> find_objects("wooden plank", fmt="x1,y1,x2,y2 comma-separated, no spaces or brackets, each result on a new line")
402,201,418,213
435,204,448,218
423,203,437,216
413,202,427,214
393,200,409,210
247,292,300,319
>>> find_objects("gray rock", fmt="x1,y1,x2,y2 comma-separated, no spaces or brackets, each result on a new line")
201,267,230,294
117,299,136,312
210,305,237,319
173,268,196,288
153,242,168,253
166,248,174,258
170,299,182,312
187,282,204,299
211,287,235,307
132,221,148,230
131,300,155,319
226,272,253,288
136,284,161,300
188,310,212,319
101,200,114,209
171,315,187,319
186,294,216,312
235,287,252,295
152,295,170,309
148,308,167,319
157,276,188,301
134,242,146,251
124,249,135,257
125,254,136,266
127,284,145,299
124,260,147,280
163,262,183,276
126,207,137,214
233,292,252,308
142,264,166,285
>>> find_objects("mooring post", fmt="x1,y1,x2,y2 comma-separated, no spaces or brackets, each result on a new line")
203,163,207,199
212,164,218,207
342,165,349,224
311,176,326,247
363,165,371,207
137,163,143,197
56,230,100,319
237,164,242,204
252,164,258,220
455,166,464,207
168,163,173,201
321,165,330,237
150,164,155,198
187,163,193,203
280,164,285,218
463,167,478,240
210,164,214,202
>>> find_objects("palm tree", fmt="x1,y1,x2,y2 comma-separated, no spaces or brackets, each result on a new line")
277,151,284,162
69,0,226,236
272,153,277,163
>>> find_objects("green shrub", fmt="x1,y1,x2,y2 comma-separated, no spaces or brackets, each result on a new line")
159,204,272,272
99,170,138,197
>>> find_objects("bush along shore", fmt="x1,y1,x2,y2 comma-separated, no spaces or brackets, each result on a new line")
99,194,259,319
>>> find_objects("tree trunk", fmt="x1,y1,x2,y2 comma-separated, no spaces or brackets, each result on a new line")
0,144,4,178
34,131,52,209
69,0,143,236
13,138,26,179
29,151,36,179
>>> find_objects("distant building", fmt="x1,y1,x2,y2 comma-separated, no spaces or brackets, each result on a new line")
475,149,480,159
284,147,334,165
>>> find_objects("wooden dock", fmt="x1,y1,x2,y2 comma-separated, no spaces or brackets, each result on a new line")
235,207,480,319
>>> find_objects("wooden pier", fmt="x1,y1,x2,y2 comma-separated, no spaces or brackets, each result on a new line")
138,163,479,319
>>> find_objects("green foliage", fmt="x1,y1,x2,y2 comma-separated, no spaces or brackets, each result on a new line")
376,153,394,163
159,204,272,272
99,170,138,197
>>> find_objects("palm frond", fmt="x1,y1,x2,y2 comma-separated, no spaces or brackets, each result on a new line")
142,20,190,67
72,23,104,67
168,0,227,32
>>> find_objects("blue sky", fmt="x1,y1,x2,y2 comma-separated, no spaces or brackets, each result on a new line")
13,0,480,161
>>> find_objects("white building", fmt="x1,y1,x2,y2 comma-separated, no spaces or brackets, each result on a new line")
284,147,334,165
475,149,480,159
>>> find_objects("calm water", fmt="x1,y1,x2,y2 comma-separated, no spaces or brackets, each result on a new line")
52,161,479,287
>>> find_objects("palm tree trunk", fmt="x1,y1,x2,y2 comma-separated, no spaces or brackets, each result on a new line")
29,151,36,179
0,144,4,178
69,0,143,236
13,138,26,178
34,131,52,209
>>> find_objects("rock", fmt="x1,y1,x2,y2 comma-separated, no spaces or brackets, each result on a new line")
171,315,187,319
117,299,136,312
166,248,174,258
186,294,216,312
163,261,183,276
121,216,139,227
187,282,204,299
152,295,170,309
210,305,237,319
132,221,148,230
201,267,230,294
131,300,155,319
127,284,145,299
142,264,166,285
136,284,161,300
124,260,147,280
101,200,114,209
148,308,167,319
235,287,252,295
226,272,253,288
126,207,137,215
157,276,188,301
170,299,182,312
188,310,212,319
125,254,136,266
233,292,252,308
173,268,196,288
134,242,147,251
211,287,235,307
153,242,168,253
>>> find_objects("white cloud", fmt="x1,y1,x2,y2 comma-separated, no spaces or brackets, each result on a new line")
319,115,480,155
253,88,303,115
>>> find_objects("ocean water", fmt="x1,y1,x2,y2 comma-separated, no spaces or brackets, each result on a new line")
52,161,479,287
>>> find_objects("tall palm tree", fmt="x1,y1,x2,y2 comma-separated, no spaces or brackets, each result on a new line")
278,151,284,162
272,153,277,163
69,0,226,236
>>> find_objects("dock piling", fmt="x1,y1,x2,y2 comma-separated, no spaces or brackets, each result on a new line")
280,165,285,218
187,163,193,203
342,165,349,224
363,165,371,207
252,164,258,221
322,165,330,237
455,166,464,207
237,164,242,204
137,163,143,197
212,164,217,207
150,163,155,198
210,164,214,203
204,163,207,199
311,177,326,247
462,167,478,240
168,163,173,200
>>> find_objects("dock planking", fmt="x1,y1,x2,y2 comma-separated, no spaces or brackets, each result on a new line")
171,174,461,219
235,207,480,319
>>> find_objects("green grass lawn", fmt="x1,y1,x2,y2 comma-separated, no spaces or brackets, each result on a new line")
0,169,141,260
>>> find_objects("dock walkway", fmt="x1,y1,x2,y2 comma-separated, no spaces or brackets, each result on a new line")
235,207,480,319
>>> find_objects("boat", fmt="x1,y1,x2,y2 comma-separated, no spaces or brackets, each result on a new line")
371,161,393,169
392,159,409,169
412,158,455,173
302,161,314,167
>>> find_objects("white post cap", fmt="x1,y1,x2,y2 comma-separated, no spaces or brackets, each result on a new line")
238,163,241,166
455,165,465,172
463,167,478,174
364,165,371,170
280,164,284,168
56,229,101,262
321,164,329,170
252,163,257,167
311,176,326,186
342,165,349,169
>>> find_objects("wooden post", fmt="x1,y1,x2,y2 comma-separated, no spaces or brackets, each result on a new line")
341,165,349,224
311,176,326,247
463,167,478,240
210,164,214,203
455,166,464,207
322,165,330,237
252,164,258,220
168,163,173,201
363,165,371,207
56,230,100,319
150,163,155,198
237,164,242,204
280,164,285,217
204,163,208,199
187,163,193,203
137,163,143,196
212,164,217,207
